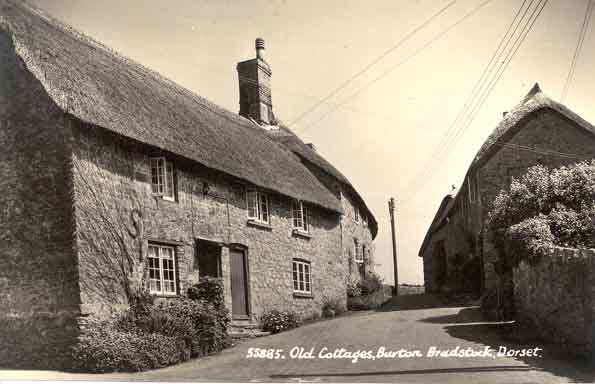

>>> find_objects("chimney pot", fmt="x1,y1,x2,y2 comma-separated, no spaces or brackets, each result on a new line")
255,38,265,60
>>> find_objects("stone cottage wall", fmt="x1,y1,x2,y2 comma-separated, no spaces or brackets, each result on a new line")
295,159,376,284
340,189,375,283
513,247,594,357
479,109,595,290
72,124,349,321
0,31,80,369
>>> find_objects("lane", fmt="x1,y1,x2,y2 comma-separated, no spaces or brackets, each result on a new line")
1,296,591,382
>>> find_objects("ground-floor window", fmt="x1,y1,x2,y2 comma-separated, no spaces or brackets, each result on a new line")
148,243,177,295
292,259,311,294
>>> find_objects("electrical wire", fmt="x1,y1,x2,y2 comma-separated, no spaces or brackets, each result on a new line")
561,0,594,102
286,0,457,128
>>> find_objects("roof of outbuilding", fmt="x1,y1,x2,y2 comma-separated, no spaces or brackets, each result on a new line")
418,191,456,257
419,84,595,255
268,125,378,238
471,83,595,169
0,0,343,213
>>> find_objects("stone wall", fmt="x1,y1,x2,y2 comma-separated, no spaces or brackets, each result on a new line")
0,31,80,368
479,109,595,290
513,247,594,357
340,188,375,283
296,159,376,283
71,123,371,321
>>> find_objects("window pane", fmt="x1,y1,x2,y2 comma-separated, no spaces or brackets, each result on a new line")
247,190,257,218
292,200,302,229
165,161,175,199
150,158,165,195
303,206,309,231
260,194,269,222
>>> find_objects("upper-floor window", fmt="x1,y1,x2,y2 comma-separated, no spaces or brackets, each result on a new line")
150,157,175,201
247,189,270,224
147,243,177,295
354,239,363,263
292,259,311,294
354,208,360,223
291,200,309,232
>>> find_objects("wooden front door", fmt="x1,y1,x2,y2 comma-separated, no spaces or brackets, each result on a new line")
230,248,249,319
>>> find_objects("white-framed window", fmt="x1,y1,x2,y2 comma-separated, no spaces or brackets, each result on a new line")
147,243,177,295
354,239,363,263
291,200,309,232
150,157,175,201
246,188,270,224
354,208,360,223
292,259,311,294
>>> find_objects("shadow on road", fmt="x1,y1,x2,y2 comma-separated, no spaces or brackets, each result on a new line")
376,294,464,312
270,365,537,379
419,307,483,324
435,307,594,382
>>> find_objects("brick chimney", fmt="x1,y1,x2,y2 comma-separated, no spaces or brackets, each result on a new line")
237,38,274,125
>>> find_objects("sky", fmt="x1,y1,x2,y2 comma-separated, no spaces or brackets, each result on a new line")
29,0,595,284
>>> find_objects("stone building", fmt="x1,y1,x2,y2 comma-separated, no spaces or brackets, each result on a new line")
0,1,376,368
419,84,595,295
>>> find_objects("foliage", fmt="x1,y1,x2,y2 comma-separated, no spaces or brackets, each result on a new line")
321,297,347,318
260,310,301,334
187,276,226,309
72,318,189,373
358,272,384,296
73,280,231,373
127,287,155,317
346,280,362,298
487,161,595,261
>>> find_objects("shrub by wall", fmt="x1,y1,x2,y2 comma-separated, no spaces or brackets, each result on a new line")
260,310,300,334
72,278,230,372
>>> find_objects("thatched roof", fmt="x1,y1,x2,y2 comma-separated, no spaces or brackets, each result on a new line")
418,191,456,257
268,125,378,238
419,84,595,254
471,83,595,168
0,0,342,213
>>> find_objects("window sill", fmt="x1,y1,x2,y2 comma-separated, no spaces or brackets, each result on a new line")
291,229,311,239
151,293,179,298
293,292,314,299
153,195,177,204
247,219,272,230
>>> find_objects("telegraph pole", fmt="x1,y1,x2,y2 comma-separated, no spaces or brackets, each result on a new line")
388,197,398,296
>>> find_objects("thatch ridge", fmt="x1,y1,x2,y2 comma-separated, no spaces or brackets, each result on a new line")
0,0,343,213
471,83,595,168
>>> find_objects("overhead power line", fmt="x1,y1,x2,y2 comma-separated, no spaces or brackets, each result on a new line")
402,0,549,201
298,0,495,135
561,0,594,102
286,0,457,128
405,0,532,189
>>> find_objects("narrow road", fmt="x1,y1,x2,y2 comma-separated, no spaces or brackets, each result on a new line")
1,295,592,382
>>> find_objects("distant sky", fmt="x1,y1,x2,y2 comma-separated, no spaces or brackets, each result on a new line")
30,0,595,284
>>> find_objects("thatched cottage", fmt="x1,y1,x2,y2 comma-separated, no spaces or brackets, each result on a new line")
419,84,595,295
0,1,377,367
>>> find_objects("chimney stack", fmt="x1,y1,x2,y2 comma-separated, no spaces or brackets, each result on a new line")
237,38,274,125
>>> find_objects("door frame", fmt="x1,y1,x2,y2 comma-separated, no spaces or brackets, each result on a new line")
228,243,251,320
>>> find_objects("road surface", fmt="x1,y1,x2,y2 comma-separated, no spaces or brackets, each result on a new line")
1,295,592,382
